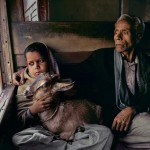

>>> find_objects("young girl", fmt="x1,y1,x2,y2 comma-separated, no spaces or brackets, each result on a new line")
15,42,59,128
12,42,113,150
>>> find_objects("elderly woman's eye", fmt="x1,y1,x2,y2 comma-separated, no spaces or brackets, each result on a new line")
123,30,128,34
114,30,118,35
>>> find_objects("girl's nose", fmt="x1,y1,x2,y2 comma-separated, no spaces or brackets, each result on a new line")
34,62,40,69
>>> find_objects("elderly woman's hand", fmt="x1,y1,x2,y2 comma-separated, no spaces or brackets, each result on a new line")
112,107,136,132
13,68,25,86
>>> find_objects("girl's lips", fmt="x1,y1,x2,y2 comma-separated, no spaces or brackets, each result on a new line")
35,72,40,75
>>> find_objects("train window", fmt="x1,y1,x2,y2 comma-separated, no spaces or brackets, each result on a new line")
23,0,39,21
23,0,49,21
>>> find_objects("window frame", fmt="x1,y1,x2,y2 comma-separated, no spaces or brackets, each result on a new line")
0,0,15,124
0,0,14,87
0,65,2,93
23,0,49,22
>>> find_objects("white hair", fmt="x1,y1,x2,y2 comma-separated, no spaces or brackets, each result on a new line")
116,14,145,39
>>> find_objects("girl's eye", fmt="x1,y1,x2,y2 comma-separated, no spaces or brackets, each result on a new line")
38,59,45,63
29,62,34,66
28,59,45,66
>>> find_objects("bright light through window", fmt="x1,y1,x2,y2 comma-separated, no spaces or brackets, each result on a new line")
23,0,39,21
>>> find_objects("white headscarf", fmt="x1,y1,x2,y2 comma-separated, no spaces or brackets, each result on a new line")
43,43,60,77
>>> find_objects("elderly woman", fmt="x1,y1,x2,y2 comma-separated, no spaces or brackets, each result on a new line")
71,14,150,149
112,14,150,149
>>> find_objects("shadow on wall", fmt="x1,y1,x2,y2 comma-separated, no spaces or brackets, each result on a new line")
11,22,150,67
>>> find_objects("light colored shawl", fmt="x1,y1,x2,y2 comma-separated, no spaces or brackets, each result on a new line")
44,44,60,77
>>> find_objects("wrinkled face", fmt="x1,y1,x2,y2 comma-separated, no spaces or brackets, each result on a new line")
114,20,136,54
26,51,48,78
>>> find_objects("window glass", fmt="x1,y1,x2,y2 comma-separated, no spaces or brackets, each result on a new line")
23,0,39,21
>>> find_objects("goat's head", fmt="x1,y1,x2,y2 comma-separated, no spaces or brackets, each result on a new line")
24,73,74,101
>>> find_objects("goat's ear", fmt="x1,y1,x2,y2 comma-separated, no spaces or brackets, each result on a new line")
52,79,74,93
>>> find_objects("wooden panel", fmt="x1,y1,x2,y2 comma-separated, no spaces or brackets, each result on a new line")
11,22,114,54
7,0,24,22
122,0,150,22
50,0,120,21
0,0,14,84
11,22,115,68
16,55,26,68
11,21,150,69
38,0,49,21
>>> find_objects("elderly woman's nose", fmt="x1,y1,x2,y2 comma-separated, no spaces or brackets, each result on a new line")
116,32,122,39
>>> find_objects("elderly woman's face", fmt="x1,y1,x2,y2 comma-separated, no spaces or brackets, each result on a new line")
114,20,136,53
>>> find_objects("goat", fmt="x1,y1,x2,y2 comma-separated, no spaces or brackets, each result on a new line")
24,73,102,141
